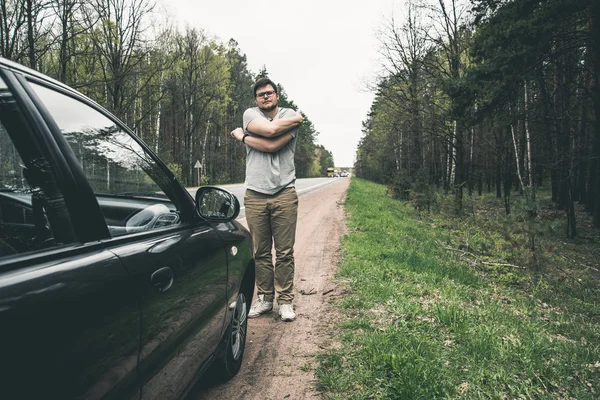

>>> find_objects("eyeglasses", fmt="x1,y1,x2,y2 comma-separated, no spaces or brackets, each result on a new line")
255,90,276,99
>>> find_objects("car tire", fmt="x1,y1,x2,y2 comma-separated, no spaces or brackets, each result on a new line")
213,290,248,379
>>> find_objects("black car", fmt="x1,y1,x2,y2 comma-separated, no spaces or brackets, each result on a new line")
0,57,255,399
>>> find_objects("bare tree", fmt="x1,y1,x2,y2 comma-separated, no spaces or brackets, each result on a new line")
50,0,94,83
172,28,229,184
589,1,600,227
376,1,431,182
83,0,155,116
422,0,471,211
1,0,28,62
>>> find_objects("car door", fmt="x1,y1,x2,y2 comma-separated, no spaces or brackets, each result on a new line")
25,76,230,399
0,69,141,399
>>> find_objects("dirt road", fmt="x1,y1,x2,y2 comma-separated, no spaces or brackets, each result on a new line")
188,177,350,400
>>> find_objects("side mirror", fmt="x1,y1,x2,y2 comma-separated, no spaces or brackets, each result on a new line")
195,186,240,222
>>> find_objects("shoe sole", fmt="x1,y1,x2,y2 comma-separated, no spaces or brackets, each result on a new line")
279,313,296,322
248,309,272,318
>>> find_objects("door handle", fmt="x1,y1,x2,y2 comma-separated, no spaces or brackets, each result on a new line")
150,266,174,293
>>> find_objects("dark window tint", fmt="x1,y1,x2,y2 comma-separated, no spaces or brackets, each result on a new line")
0,76,69,256
1,203,33,224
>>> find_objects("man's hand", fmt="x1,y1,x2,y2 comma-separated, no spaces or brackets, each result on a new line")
230,127,244,141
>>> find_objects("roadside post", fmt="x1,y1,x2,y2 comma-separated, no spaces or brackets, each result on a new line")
194,160,202,186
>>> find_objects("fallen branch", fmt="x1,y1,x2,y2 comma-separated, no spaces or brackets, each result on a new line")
533,371,549,392
557,253,600,273
443,244,525,269
585,265,600,273
443,245,479,260
549,263,584,287
479,261,525,269
322,289,334,295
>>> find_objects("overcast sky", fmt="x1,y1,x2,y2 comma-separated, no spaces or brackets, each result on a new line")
160,0,400,167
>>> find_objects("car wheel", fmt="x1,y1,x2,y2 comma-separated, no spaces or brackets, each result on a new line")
215,291,248,379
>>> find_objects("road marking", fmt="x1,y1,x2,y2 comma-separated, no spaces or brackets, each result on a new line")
297,180,336,195
238,180,334,212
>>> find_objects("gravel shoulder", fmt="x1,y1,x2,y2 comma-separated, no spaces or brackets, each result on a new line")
189,178,350,400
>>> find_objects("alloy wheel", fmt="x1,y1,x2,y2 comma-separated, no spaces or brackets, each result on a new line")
230,292,247,360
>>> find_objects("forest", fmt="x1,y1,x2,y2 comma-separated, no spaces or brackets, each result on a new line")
355,0,600,238
0,0,335,186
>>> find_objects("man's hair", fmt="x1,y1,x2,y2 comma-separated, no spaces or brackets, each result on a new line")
253,78,278,97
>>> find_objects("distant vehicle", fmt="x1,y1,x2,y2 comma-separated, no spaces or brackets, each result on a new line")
327,167,335,177
0,56,255,399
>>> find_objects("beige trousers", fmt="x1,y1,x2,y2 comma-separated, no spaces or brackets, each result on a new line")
244,187,298,304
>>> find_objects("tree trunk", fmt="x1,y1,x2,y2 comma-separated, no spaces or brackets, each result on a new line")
524,80,535,199
468,127,474,196
155,71,163,153
589,1,600,227
454,120,465,213
576,68,588,205
25,0,36,69
510,116,526,195
394,127,403,173
503,128,513,215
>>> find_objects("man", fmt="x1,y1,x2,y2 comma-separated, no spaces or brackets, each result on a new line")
230,78,303,322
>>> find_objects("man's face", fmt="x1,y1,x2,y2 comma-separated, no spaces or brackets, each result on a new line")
254,85,278,112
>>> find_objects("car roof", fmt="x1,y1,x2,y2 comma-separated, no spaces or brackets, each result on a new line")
1,57,71,91
0,56,103,109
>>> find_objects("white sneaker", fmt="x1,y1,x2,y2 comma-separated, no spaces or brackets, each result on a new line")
248,295,273,318
279,304,296,322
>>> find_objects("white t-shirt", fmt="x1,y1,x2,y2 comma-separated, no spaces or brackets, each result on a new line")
242,107,298,195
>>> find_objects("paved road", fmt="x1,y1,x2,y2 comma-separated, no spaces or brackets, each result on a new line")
188,177,346,219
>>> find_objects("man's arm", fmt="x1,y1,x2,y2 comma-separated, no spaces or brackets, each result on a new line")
246,110,303,138
231,128,294,153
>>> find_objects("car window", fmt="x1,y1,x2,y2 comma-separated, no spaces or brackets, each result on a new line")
0,76,72,257
29,82,182,237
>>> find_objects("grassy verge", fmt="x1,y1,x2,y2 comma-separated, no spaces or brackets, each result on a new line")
316,178,599,399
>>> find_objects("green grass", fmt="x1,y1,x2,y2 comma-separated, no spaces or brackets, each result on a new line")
316,178,600,400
